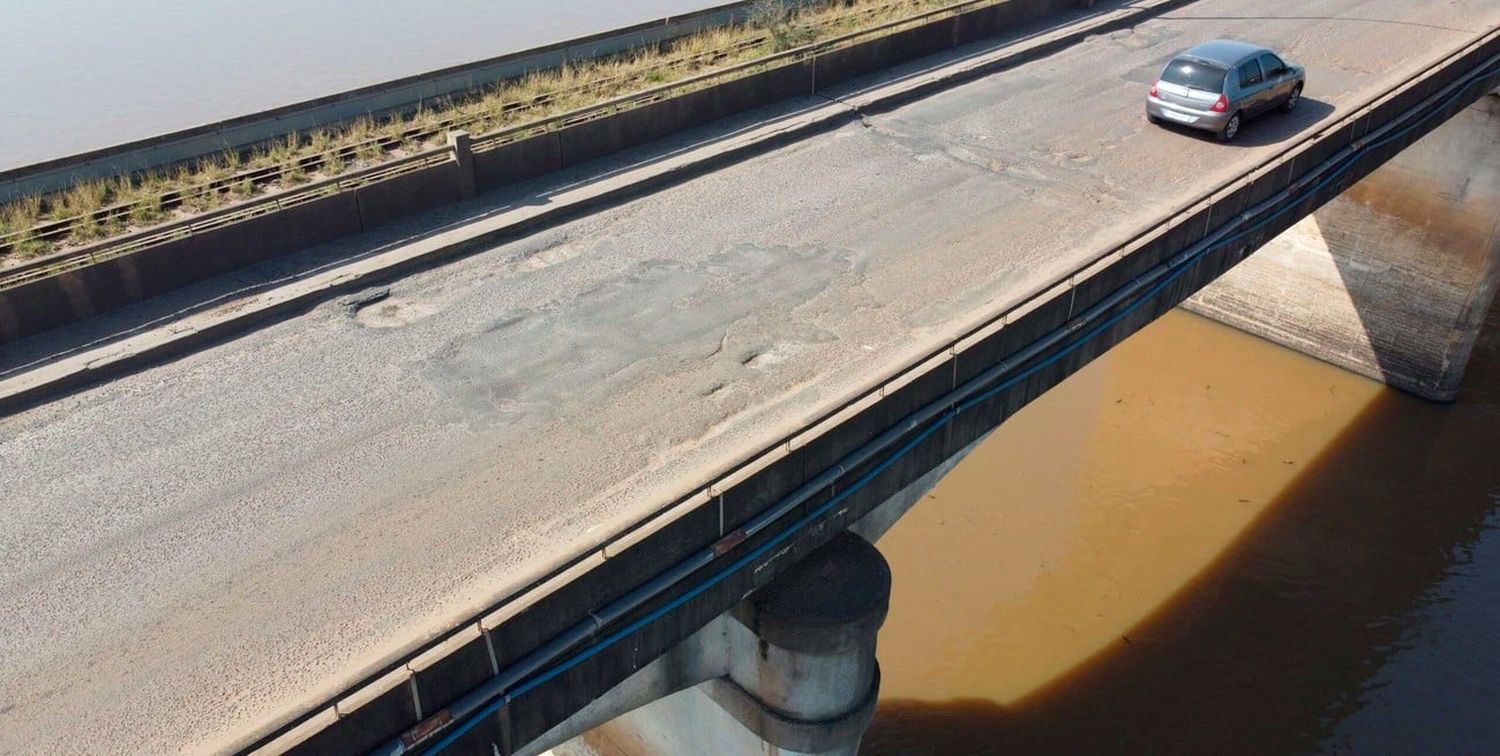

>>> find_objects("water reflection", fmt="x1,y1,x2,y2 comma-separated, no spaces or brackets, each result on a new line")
867,305,1500,754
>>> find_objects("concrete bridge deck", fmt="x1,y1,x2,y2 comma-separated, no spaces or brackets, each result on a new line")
1,0,1498,752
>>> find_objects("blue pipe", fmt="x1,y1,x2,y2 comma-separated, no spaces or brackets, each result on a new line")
392,56,1499,756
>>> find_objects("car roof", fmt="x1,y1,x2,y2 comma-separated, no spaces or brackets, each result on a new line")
1177,39,1267,66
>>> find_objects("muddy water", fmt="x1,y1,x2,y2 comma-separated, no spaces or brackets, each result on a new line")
866,306,1500,755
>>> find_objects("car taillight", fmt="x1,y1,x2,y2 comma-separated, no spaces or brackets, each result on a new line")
1210,94,1229,113
1149,81,1159,98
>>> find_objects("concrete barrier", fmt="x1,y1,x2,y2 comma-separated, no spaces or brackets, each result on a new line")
0,188,365,341
473,132,563,193
248,27,1500,756
353,162,465,225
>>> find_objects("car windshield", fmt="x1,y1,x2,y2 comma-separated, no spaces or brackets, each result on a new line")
1161,58,1228,91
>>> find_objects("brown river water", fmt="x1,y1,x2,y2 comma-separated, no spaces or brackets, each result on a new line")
866,306,1500,755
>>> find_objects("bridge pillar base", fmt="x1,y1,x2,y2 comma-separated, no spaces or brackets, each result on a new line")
1185,92,1500,401
547,532,889,756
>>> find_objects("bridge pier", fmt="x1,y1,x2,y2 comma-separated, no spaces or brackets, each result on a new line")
1185,91,1500,401
527,532,889,756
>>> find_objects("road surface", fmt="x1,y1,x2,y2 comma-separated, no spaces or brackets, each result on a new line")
2,0,1496,751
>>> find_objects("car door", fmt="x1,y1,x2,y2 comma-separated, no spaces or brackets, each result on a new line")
1236,58,1269,114
1258,53,1293,102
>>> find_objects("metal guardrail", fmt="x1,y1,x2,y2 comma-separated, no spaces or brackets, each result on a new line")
0,0,1005,292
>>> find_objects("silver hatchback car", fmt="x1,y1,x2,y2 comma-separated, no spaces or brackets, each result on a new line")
1146,39,1305,141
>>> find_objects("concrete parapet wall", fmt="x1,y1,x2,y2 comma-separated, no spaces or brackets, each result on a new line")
0,189,368,340
1185,92,1500,400
249,28,1500,756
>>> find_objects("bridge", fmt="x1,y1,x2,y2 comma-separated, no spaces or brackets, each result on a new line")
1,0,1497,753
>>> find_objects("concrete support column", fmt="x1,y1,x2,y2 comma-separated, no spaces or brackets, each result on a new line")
538,532,889,756
710,532,888,755
1184,91,1500,401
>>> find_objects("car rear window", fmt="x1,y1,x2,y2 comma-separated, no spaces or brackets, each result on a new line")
1161,58,1228,91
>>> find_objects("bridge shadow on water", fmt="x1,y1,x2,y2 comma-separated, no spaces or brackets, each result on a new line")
864,302,1500,755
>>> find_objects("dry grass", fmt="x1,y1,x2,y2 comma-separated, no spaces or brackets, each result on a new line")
0,0,966,267
130,186,165,225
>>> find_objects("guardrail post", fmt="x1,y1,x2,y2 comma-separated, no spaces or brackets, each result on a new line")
448,130,478,200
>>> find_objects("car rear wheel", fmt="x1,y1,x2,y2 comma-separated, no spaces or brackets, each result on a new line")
1217,112,1241,142
1281,84,1303,113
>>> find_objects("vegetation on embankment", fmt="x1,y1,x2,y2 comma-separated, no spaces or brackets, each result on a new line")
0,0,958,268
